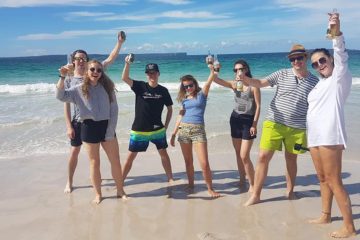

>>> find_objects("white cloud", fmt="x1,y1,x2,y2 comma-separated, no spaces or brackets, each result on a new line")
0,0,132,8
149,0,192,5
18,20,241,40
95,10,230,21
137,43,154,51
161,11,229,19
157,20,239,29
17,29,118,40
67,11,114,17
274,0,360,10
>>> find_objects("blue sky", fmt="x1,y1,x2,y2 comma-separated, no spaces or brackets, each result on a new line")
1,0,360,57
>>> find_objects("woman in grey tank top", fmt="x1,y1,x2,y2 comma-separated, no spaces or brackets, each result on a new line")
214,59,261,191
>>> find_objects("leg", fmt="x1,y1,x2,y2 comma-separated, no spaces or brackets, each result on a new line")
122,151,138,183
64,146,81,193
244,149,274,206
82,142,102,204
284,151,298,199
309,147,332,224
239,139,255,192
101,138,127,198
232,138,246,186
179,142,195,188
320,146,356,238
194,142,220,197
157,148,174,182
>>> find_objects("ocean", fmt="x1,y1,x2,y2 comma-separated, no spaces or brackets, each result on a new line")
0,52,359,160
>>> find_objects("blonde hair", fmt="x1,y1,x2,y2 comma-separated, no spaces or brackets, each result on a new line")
82,60,115,102
176,74,201,103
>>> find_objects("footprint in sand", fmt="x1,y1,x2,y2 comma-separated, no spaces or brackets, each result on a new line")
197,232,222,240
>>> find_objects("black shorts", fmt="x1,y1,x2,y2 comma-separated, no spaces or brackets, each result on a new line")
81,119,108,144
70,120,82,147
229,111,256,140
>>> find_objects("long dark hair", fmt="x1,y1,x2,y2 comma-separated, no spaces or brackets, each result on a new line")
234,59,253,78
176,75,201,102
310,48,332,58
82,60,115,102
71,49,89,63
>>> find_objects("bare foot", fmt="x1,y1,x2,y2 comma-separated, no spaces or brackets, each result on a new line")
243,195,260,206
64,182,72,194
93,195,102,204
330,226,356,238
286,191,298,200
308,212,331,224
168,178,175,183
208,189,220,198
117,190,128,200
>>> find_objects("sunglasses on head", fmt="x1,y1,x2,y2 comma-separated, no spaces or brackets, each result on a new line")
233,67,245,73
183,83,194,89
289,55,305,62
89,67,102,73
311,57,327,69
73,57,87,62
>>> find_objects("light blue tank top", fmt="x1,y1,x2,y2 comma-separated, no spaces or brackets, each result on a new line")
181,91,207,124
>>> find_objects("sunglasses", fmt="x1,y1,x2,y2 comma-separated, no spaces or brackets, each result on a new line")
73,57,87,62
89,67,102,73
233,67,245,73
183,83,194,89
311,57,327,69
289,55,305,62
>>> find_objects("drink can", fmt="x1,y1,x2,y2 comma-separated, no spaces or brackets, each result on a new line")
127,53,135,63
120,31,126,41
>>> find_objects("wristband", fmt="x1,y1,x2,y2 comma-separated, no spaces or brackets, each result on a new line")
59,75,66,78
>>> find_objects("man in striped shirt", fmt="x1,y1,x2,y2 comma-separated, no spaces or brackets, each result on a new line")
241,44,319,206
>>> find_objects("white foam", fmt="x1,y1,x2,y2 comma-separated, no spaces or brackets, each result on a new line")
1,78,358,96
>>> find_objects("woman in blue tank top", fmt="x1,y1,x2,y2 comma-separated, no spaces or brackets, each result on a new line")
214,59,261,192
170,65,220,198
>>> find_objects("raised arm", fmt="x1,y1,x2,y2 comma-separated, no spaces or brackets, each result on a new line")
202,65,217,97
121,55,134,87
56,65,77,103
102,31,125,69
214,76,233,89
241,75,270,88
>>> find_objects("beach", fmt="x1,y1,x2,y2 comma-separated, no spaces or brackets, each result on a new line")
1,133,359,240
0,53,360,239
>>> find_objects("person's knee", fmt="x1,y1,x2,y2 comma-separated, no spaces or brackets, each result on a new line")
317,173,326,183
258,152,271,164
70,147,81,157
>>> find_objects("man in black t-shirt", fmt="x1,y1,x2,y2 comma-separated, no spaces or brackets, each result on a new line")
121,57,174,183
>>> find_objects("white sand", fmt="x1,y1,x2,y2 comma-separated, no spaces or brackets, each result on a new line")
0,135,359,240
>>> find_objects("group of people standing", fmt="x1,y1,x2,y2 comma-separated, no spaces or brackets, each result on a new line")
55,13,356,238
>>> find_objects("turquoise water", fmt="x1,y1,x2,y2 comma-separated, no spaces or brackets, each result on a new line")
1,51,360,88
0,52,359,159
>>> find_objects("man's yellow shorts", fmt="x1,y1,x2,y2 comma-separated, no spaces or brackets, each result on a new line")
260,120,307,154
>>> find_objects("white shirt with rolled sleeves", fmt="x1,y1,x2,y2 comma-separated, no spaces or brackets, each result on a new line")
307,35,352,148
56,84,118,141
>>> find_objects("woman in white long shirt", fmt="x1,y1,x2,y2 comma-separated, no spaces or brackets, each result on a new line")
307,13,356,238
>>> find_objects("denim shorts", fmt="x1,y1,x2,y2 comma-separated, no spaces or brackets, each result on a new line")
178,123,207,144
